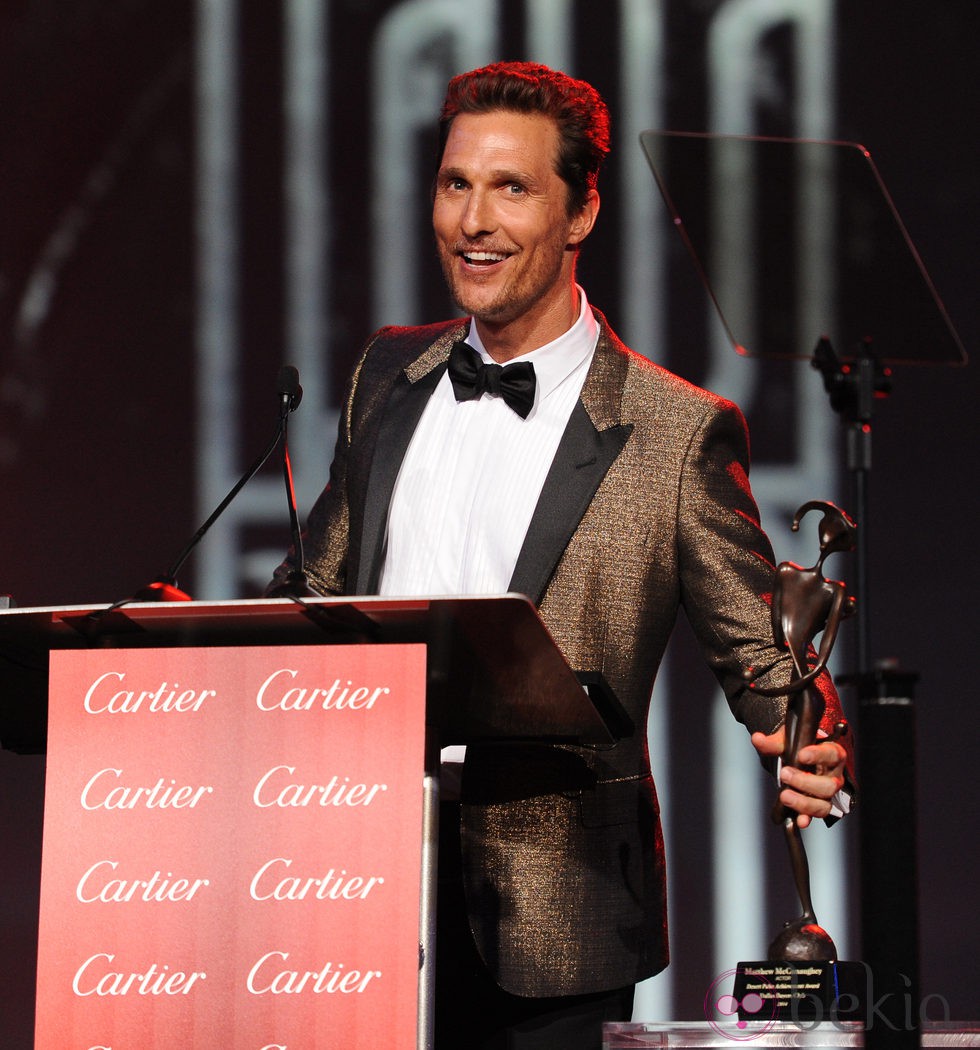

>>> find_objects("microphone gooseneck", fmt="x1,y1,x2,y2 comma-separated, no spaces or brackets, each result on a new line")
265,367,318,599
132,366,304,602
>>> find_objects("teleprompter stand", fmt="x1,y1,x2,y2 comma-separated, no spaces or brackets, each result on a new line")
640,130,967,1045
0,594,627,1050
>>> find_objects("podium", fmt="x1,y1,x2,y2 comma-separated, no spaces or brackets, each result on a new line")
0,595,622,1049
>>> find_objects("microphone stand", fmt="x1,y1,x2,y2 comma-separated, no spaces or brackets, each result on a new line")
265,385,318,598
133,367,303,602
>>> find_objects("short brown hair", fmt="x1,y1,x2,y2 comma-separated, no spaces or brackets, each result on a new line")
437,61,610,216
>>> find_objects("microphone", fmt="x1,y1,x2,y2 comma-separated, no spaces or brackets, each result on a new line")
265,368,318,599
133,366,304,601
277,364,303,417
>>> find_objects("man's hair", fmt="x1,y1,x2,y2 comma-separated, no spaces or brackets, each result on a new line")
437,61,611,215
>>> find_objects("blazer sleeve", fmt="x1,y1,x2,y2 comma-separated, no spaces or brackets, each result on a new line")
675,397,846,737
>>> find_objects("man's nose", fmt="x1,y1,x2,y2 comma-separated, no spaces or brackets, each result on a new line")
460,189,495,237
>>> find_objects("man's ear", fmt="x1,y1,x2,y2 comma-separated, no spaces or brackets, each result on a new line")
568,188,600,247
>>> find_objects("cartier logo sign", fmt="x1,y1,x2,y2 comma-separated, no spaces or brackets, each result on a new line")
35,643,426,1046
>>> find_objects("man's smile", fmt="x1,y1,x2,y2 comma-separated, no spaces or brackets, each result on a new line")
458,249,512,267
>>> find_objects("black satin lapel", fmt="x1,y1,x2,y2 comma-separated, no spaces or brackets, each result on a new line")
355,364,446,594
508,402,632,604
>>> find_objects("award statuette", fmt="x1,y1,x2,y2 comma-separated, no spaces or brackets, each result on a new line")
734,501,864,1022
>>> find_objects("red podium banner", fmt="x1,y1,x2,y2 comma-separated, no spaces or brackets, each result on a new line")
35,642,427,1048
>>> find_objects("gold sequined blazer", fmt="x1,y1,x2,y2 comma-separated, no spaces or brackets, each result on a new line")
276,309,841,998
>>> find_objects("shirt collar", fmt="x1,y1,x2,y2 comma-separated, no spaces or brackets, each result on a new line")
465,286,598,401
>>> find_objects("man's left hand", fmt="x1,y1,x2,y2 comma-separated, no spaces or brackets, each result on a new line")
751,728,848,828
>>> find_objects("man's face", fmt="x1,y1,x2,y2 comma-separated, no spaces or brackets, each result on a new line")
433,109,597,351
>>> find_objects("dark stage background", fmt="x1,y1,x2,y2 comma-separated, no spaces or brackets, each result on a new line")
1,1,977,1042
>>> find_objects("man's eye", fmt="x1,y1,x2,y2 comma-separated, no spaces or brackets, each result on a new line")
506,183,526,195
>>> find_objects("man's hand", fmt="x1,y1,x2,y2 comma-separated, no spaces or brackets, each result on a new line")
751,728,848,828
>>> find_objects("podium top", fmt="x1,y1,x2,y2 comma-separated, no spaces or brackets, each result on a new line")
0,595,623,753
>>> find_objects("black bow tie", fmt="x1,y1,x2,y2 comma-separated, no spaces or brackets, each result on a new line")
447,340,536,419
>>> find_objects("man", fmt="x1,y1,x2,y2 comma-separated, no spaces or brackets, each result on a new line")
270,61,850,1048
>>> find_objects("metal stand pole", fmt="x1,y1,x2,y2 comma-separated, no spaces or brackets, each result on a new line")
813,338,921,1046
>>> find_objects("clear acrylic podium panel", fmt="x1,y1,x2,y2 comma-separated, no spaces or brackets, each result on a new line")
603,1023,980,1048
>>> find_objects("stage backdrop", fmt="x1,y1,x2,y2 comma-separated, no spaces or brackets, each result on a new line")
1,1,977,1044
